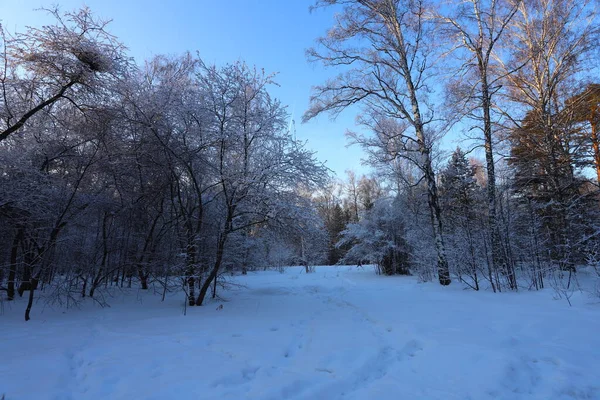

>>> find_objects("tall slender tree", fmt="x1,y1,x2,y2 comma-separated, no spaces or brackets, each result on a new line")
436,0,521,281
304,0,451,285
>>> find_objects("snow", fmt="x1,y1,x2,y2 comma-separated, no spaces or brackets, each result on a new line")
1,266,599,400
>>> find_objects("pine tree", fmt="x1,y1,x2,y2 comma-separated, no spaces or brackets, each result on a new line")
441,148,479,218
325,203,350,265
509,109,585,271
440,148,485,290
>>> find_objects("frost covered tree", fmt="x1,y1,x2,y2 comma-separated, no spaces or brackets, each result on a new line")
435,0,521,281
304,0,451,285
440,148,486,290
313,180,350,265
357,175,383,212
0,100,127,319
502,0,599,274
0,7,329,319
339,197,411,275
192,61,328,305
0,7,127,143
344,170,360,222
120,54,212,302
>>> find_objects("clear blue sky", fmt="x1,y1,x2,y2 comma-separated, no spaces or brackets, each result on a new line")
0,0,378,178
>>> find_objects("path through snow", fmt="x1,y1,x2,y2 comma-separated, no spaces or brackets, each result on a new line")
1,266,599,399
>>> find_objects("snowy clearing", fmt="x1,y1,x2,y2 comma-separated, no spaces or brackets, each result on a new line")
1,266,599,400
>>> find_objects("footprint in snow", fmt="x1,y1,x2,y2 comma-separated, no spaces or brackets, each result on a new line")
401,339,424,358
283,333,305,359
211,365,260,387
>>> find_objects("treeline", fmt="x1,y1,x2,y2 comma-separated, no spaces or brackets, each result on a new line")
317,140,599,293
2,0,600,320
307,0,600,294
0,8,328,320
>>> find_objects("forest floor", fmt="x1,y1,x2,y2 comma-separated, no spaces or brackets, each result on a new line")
1,266,600,400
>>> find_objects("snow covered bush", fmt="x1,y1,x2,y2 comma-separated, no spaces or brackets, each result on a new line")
338,197,411,275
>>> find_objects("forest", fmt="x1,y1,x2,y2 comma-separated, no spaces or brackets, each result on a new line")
1,0,599,323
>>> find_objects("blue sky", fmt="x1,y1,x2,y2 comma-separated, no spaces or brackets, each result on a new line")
0,0,379,178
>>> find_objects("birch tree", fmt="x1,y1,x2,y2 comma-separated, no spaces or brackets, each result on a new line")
304,0,451,285
435,0,520,284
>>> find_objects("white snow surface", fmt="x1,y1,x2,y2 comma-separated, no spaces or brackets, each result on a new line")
1,266,599,400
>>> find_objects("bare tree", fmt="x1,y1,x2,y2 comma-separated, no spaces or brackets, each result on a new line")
195,61,328,305
345,170,360,222
435,0,521,286
304,0,451,285
0,7,127,143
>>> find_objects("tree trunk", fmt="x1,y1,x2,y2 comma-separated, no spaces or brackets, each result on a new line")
24,276,39,321
7,228,23,300
407,52,451,285
591,112,600,184
18,262,32,298
197,229,229,306
89,273,101,298
139,271,149,290
197,265,218,306
483,233,497,293
422,157,451,286
481,78,505,283
414,119,450,285
212,273,218,299
187,277,196,306
81,276,88,298
120,266,126,288
90,212,110,298
185,233,197,306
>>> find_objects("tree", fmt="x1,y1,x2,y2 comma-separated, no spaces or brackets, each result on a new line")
440,148,486,290
357,175,383,211
436,0,521,283
0,104,119,319
122,54,212,303
0,6,333,319
339,197,411,275
314,180,350,264
503,0,599,272
326,203,350,264
304,0,451,285
508,108,590,271
566,84,600,183
194,61,328,306
0,7,127,142
344,170,360,222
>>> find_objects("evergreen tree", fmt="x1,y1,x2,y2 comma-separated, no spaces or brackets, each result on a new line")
509,109,589,271
440,148,486,290
325,203,350,265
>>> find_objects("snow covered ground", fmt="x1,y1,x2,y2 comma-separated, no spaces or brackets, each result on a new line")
1,266,599,400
